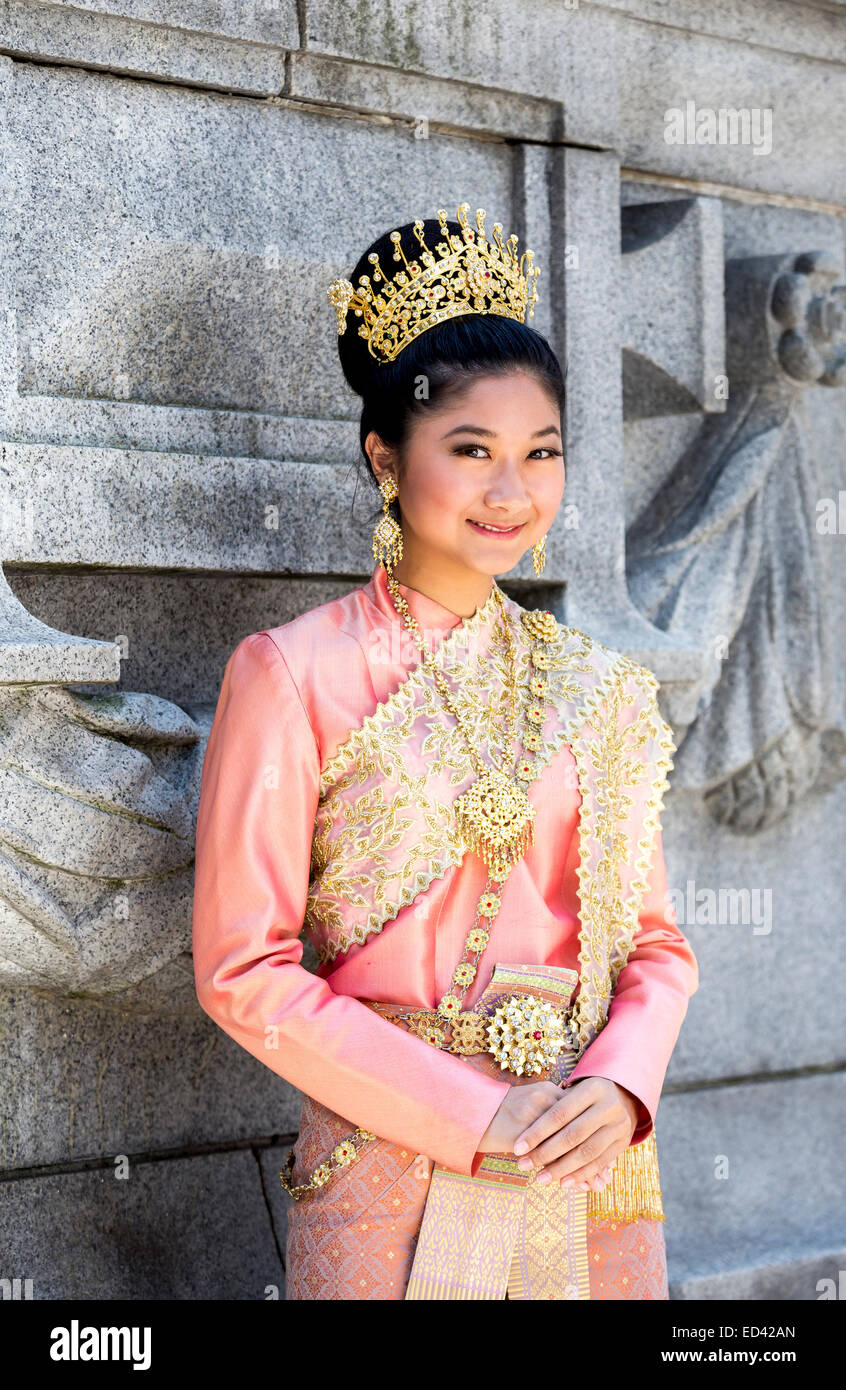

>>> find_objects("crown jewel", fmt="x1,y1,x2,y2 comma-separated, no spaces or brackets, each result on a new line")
327,203,541,364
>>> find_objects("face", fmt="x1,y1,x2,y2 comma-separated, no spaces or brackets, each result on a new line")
367,370,565,588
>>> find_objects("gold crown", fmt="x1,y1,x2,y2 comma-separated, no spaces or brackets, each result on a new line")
327,202,540,364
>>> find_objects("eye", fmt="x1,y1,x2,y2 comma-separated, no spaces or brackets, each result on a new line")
451,445,563,459
452,444,489,458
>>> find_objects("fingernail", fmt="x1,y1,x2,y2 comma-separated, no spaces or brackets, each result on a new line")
537,1171,552,1186
560,1178,575,1188
517,1157,532,1172
513,1141,528,1156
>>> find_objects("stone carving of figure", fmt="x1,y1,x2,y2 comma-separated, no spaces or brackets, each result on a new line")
627,249,846,832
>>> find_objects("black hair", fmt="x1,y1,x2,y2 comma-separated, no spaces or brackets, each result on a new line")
336,216,567,527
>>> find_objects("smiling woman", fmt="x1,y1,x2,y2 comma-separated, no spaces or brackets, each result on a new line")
335,224,568,618
192,204,698,1301
364,368,566,614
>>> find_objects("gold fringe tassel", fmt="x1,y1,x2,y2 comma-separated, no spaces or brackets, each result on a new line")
587,1129,665,1223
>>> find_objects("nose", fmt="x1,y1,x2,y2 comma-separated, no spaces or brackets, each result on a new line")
483,455,532,508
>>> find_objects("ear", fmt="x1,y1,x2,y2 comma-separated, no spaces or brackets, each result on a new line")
365,430,397,486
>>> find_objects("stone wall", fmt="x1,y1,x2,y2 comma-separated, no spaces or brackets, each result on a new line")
0,0,844,1299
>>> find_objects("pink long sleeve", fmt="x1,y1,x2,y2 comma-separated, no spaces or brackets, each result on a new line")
192,632,510,1176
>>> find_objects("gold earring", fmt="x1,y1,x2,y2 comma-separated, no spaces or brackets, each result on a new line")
532,533,547,577
373,474,403,573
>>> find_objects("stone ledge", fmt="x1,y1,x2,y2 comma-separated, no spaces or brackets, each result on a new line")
670,1247,846,1301
287,50,564,144
0,0,292,93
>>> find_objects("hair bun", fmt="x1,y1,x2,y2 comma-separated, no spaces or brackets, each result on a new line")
336,217,462,397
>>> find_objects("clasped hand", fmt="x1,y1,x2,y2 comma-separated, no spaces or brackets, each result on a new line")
478,1076,641,1192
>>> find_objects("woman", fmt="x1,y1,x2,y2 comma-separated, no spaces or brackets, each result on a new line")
192,204,699,1300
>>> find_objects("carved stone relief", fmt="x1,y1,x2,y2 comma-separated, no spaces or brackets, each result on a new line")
0,562,204,993
624,219,846,832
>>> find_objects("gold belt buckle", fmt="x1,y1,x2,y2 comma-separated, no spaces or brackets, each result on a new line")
405,992,570,1077
482,992,569,1076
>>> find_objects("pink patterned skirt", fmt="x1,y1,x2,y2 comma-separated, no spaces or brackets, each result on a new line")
285,1094,668,1301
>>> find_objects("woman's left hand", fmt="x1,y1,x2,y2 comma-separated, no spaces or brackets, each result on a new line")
511,1077,641,1191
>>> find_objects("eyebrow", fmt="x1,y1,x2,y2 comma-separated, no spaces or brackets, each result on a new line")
441,424,562,440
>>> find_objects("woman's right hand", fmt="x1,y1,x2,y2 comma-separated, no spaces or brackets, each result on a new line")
476,1082,564,1155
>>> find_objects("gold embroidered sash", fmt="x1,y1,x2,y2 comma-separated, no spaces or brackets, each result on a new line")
299,593,675,1238
305,593,676,1054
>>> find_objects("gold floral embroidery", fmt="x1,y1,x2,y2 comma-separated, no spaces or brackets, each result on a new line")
305,604,582,963
305,594,505,963
565,661,676,1049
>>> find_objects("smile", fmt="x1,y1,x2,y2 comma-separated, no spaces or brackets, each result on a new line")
467,519,526,538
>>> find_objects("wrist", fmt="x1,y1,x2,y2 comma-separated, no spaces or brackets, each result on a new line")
611,1081,641,1135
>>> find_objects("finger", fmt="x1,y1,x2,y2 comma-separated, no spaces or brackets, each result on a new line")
532,1125,620,1184
522,1107,616,1172
513,1081,597,1156
539,1143,622,1190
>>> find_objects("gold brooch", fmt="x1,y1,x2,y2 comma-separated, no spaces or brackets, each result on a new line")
520,609,559,643
485,994,568,1076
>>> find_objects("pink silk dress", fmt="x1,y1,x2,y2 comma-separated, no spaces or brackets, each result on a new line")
192,561,699,1299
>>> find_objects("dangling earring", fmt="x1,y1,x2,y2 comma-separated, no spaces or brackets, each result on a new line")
532,532,547,577
372,474,403,573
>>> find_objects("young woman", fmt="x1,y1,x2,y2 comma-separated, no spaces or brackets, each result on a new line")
192,205,699,1300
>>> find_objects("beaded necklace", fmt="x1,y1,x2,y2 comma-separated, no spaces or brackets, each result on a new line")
280,585,578,1200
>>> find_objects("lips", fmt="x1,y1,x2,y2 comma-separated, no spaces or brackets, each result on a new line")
467,519,525,538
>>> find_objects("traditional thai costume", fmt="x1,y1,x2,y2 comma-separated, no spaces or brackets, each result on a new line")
191,203,699,1300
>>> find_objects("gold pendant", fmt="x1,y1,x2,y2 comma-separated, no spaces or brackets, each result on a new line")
452,767,536,875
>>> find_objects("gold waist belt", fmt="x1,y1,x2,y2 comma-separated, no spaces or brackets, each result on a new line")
365,992,665,1225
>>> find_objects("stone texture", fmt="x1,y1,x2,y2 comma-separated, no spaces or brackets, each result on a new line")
1,62,515,437
670,1249,846,1301
607,4,846,203
595,0,846,65
0,983,304,1170
547,146,699,680
660,783,846,1084
0,1,294,93
658,1074,846,1294
258,1141,296,1269
288,50,563,143
621,196,726,417
1,448,366,574
9,571,363,704
306,0,621,150
0,1148,285,1298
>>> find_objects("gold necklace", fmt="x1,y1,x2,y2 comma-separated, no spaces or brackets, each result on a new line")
279,594,574,1200
385,572,536,880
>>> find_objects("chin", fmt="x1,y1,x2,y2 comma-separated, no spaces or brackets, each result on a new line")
463,556,508,578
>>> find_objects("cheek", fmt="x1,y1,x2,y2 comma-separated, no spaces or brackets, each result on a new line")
539,470,566,515
406,462,474,524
